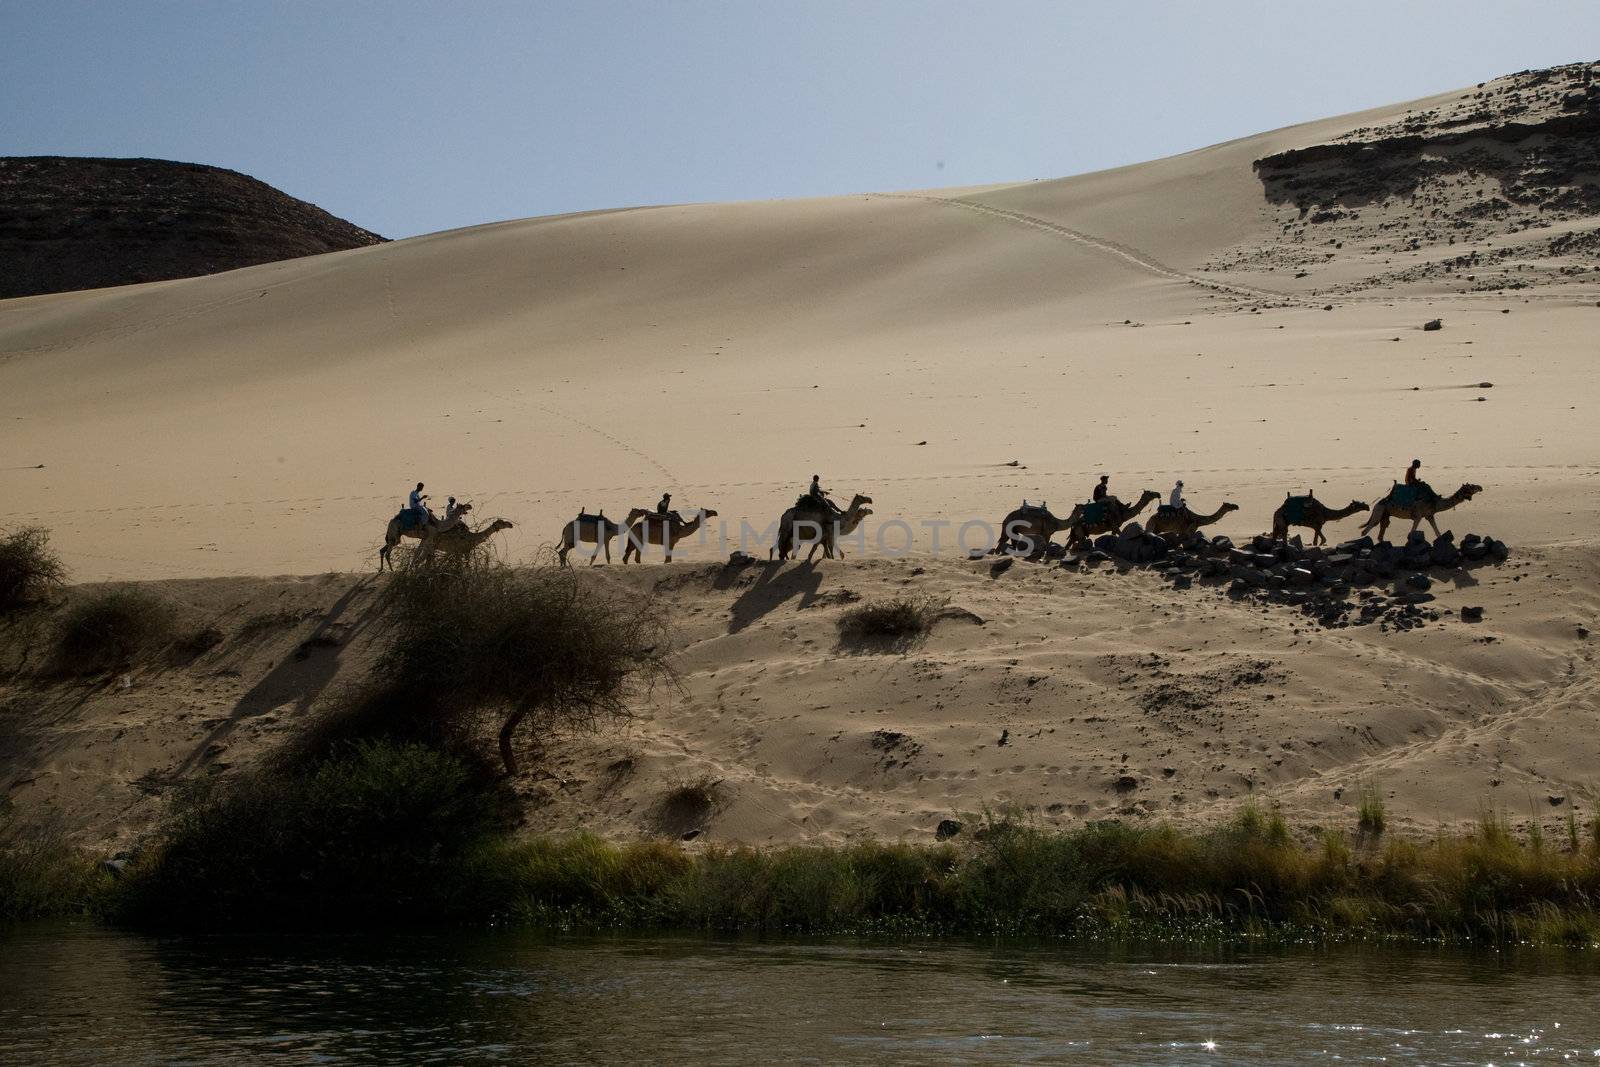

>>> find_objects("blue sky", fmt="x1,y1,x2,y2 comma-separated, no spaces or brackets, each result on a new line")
3,1,1596,238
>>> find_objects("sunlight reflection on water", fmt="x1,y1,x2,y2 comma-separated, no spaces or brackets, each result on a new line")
1,926,1597,1065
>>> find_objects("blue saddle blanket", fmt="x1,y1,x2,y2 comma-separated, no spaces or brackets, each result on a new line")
394,509,427,532
1388,482,1437,508
1281,495,1313,524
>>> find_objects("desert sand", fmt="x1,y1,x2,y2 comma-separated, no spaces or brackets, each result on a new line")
2,65,1598,848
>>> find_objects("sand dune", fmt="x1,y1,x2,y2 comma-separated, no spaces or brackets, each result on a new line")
4,67,1597,579
3,65,1599,846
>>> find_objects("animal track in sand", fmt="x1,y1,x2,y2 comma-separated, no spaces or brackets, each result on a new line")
882,192,1313,306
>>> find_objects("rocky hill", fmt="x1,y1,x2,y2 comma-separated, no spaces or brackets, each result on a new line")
1228,62,1600,294
0,157,384,299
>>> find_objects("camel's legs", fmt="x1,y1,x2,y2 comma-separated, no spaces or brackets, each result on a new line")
1426,515,1442,538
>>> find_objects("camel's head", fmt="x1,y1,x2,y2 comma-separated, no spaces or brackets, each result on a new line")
1137,489,1161,506
700,508,719,519
847,493,873,509
1351,500,1370,511
1221,502,1240,514
490,519,514,532
1457,483,1484,501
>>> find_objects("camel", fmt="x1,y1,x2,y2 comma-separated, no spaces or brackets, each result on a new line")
1065,490,1161,548
1271,495,1368,546
621,508,718,563
379,503,473,570
1145,501,1239,539
423,518,515,561
772,494,873,561
557,508,648,566
993,501,1077,557
1360,483,1482,541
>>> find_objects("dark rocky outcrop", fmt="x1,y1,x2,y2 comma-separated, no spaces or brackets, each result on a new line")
0,156,384,299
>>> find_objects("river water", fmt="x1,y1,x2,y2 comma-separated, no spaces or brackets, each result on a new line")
1,926,1596,1064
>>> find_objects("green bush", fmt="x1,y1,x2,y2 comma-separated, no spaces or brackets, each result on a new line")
1357,782,1386,836
109,789,1600,942
114,740,514,926
0,526,67,613
53,585,176,673
0,810,108,920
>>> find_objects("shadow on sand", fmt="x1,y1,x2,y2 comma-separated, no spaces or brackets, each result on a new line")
166,577,380,779
716,560,826,634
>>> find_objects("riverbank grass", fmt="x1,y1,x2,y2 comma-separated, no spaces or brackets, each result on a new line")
79,778,1600,945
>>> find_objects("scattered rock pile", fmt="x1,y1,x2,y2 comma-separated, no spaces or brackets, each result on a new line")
1055,526,1509,631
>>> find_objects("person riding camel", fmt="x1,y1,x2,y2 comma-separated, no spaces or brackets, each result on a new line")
1092,475,1109,502
656,492,681,523
1405,459,1421,486
807,474,843,517
408,482,430,529
1168,480,1185,510
442,495,470,532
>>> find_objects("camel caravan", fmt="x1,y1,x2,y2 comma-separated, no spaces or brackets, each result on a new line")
553,477,865,568
378,461,1486,571
992,461,1482,561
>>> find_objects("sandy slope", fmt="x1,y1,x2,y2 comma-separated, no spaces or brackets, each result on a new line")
3,66,1600,847
2,549,1595,851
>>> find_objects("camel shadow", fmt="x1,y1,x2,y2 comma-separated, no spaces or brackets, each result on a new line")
0,682,103,796
165,577,379,780
718,560,825,635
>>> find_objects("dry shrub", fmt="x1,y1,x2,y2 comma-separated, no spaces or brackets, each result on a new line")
838,596,943,646
53,585,176,673
376,553,673,774
652,775,726,836
0,527,67,612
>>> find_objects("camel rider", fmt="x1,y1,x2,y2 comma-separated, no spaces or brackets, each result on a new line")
1168,480,1185,510
657,492,681,523
808,474,843,517
408,482,430,528
1404,459,1421,486
1092,475,1109,502
444,496,466,529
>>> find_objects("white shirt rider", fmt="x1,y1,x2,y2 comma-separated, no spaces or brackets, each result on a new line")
1169,481,1185,510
